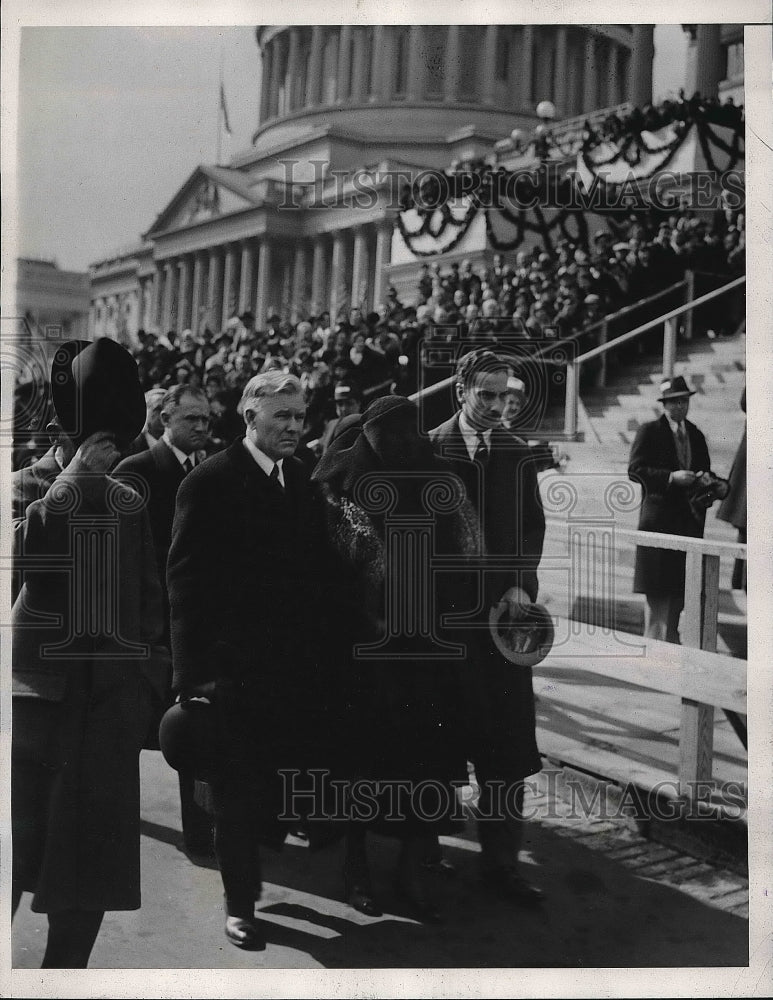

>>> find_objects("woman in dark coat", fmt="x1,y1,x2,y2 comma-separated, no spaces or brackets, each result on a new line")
313,396,480,921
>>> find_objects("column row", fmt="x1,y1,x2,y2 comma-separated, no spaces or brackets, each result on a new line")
145,220,394,334
259,25,648,125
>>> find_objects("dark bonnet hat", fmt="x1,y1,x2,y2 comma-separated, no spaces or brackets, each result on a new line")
51,337,146,448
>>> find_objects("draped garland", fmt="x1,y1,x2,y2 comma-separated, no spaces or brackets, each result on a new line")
396,104,744,258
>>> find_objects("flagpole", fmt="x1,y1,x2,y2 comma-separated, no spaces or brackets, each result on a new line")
216,49,224,165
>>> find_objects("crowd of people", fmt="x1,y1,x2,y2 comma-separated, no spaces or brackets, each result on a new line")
12,339,553,963
587,91,744,148
12,201,744,478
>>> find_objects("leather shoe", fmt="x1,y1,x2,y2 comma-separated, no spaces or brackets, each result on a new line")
422,856,457,876
346,882,383,917
481,866,545,906
224,916,266,950
394,880,444,924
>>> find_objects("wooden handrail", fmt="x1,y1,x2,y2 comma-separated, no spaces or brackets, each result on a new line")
574,274,746,365
530,278,687,362
545,519,748,560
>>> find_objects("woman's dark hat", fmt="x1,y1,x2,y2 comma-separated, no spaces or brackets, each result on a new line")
657,375,696,401
51,337,146,448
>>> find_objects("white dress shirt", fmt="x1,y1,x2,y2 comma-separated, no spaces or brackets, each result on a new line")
162,430,196,469
458,411,493,462
243,436,285,487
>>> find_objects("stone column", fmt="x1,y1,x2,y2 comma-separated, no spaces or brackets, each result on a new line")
286,28,300,110
481,26,498,104
306,26,323,105
337,25,352,102
373,219,393,309
521,26,535,107
221,245,237,329
150,266,162,330
177,256,192,335
381,27,395,102
190,253,205,334
255,239,273,328
370,26,385,100
207,247,223,332
351,28,366,101
350,227,369,309
269,35,283,117
291,243,307,322
311,238,327,315
259,42,273,123
444,25,460,101
407,26,425,101
554,26,568,114
693,23,723,98
630,24,654,106
238,241,255,314
161,260,175,333
583,31,598,113
328,233,347,322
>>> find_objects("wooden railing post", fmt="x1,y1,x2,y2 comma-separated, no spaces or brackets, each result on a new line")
684,269,695,341
564,359,578,438
662,316,677,379
596,320,609,387
678,550,720,795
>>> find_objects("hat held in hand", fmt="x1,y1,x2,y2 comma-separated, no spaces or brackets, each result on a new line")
51,337,146,448
489,601,555,668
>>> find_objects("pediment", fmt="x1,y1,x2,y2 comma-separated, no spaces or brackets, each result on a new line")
146,166,258,237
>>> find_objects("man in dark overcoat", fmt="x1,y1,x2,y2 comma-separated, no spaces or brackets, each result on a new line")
430,348,546,904
167,370,344,950
628,374,724,643
114,384,214,855
12,338,168,967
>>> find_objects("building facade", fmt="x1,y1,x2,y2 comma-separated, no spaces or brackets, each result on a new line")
90,24,654,341
15,257,90,343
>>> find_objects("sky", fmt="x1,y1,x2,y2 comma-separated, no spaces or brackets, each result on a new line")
14,24,688,273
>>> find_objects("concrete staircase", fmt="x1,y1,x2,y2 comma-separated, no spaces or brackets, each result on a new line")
538,328,747,658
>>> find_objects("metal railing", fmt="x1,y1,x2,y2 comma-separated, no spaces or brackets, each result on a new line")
546,519,747,794
563,274,746,437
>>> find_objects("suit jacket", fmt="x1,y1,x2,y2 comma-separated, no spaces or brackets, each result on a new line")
429,413,545,604
114,438,188,591
429,412,545,782
167,439,343,741
628,413,712,539
628,413,713,596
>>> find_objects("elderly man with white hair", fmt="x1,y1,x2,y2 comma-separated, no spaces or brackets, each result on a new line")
167,370,345,950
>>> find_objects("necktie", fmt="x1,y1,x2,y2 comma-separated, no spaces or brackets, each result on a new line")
270,463,284,491
473,432,489,468
182,457,194,475
676,424,688,467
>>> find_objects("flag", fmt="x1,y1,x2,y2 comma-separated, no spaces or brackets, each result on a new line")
220,81,232,135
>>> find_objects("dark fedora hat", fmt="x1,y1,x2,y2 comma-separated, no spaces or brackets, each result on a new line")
657,375,696,401
51,337,146,448
159,700,219,779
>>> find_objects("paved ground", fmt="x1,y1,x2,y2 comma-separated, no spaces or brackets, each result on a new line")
12,752,749,971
